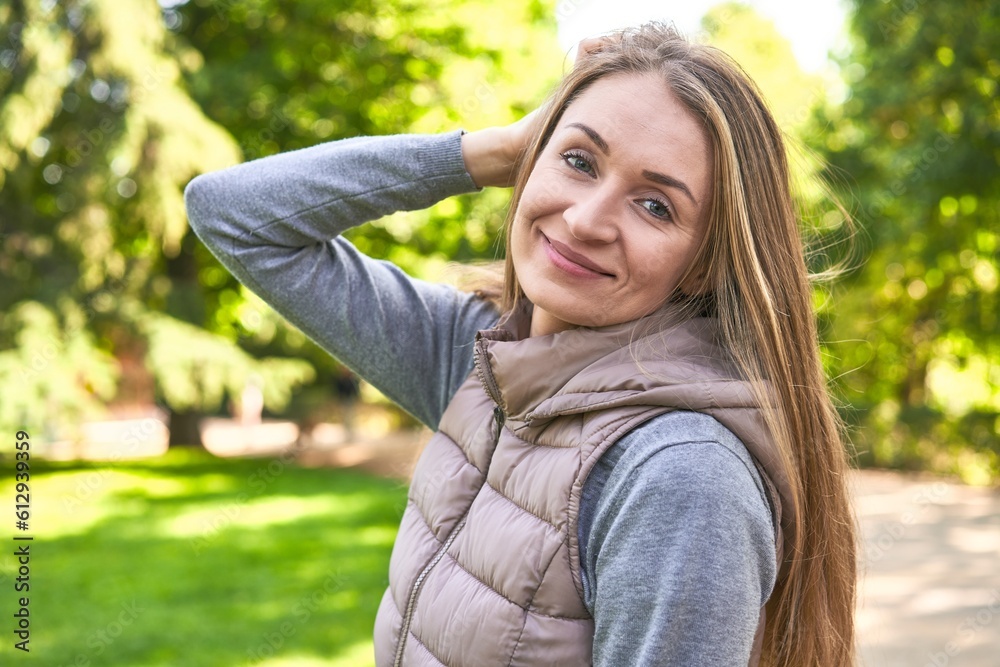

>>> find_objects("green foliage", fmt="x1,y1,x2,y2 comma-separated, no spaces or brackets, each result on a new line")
814,0,1000,481
12,0,991,478
177,0,563,279
137,308,314,412
0,0,271,438
0,300,119,439
0,449,408,665
0,0,562,441
170,0,563,418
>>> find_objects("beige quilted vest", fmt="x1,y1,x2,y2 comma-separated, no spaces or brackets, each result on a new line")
373,306,789,666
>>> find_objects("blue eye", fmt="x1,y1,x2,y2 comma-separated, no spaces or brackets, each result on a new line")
640,198,673,221
560,151,595,176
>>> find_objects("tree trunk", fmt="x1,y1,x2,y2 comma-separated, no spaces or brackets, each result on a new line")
164,229,209,449
168,407,204,447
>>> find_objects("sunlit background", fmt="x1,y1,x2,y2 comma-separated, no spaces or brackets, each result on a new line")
556,0,850,73
0,0,998,665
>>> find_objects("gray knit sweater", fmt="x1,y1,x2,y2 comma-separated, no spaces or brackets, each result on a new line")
184,130,775,666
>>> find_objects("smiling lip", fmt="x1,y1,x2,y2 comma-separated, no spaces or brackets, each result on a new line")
542,234,614,277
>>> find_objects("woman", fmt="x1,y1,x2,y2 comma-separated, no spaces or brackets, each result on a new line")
185,22,856,666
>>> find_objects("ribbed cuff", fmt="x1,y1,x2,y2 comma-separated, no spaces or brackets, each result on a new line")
418,129,482,193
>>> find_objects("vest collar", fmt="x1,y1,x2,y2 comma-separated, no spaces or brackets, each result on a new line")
473,302,760,424
473,299,792,592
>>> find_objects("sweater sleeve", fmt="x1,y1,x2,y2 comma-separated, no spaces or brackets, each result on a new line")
581,411,777,666
184,131,500,429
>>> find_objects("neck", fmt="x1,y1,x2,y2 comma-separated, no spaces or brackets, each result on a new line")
528,306,577,337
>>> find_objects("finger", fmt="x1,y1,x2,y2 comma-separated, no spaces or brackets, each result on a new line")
574,35,615,64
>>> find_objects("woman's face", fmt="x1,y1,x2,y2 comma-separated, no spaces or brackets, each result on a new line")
511,72,713,337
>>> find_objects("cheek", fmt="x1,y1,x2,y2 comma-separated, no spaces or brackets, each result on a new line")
626,238,694,300
509,175,553,255
509,203,530,252
517,166,567,217
508,204,535,275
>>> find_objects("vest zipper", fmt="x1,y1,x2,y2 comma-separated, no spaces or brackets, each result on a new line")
392,405,505,666
392,516,467,667
474,336,505,409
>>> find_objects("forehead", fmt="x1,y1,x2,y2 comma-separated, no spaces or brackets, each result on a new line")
555,72,711,186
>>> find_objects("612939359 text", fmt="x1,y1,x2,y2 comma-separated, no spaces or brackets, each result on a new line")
12,430,33,653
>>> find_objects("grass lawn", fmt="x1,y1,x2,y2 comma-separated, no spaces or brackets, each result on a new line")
0,447,409,666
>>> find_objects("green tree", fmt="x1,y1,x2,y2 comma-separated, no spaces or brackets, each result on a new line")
814,0,1000,481
0,0,313,446
176,0,562,277
1,0,563,446
170,0,563,419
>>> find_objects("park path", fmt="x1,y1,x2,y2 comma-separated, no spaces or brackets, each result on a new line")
295,429,1000,666
852,469,999,667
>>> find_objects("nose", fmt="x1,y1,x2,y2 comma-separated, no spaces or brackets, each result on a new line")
562,182,620,243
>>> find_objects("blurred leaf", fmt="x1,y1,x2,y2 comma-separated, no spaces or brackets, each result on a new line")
136,308,314,412
0,301,119,437
812,0,1000,479
0,0,562,443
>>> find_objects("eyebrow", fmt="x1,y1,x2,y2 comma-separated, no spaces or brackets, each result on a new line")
565,122,699,206
641,170,698,206
566,122,609,154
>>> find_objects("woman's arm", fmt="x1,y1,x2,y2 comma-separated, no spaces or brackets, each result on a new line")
581,411,777,666
184,131,500,429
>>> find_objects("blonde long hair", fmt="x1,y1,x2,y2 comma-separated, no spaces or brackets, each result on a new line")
500,23,856,666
